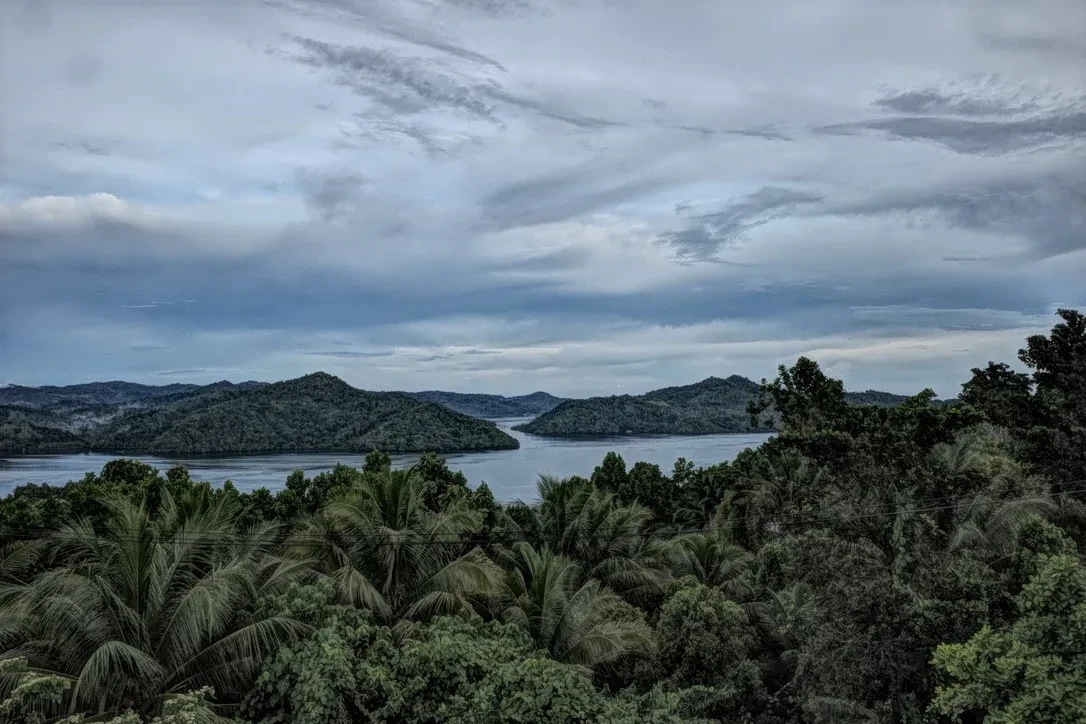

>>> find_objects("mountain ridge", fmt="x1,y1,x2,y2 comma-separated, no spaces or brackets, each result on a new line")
0,373,518,455
405,390,567,418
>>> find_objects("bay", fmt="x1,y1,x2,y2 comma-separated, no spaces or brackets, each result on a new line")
0,418,773,502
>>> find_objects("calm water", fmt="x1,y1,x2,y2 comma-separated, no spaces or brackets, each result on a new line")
0,418,772,502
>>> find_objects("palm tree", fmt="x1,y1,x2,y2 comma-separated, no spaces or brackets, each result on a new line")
673,538,752,601
0,489,308,720
749,450,829,534
497,542,654,671
291,467,502,624
749,582,814,677
509,475,674,605
667,501,754,603
948,494,1058,567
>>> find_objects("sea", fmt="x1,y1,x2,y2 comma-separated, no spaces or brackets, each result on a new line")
0,417,773,502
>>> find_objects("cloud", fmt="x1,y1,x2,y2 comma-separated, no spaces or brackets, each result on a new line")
301,349,396,358
817,113,1086,155
0,193,160,228
288,35,502,122
818,75,1086,155
660,187,825,261
287,32,623,133
2,0,1083,399
814,169,1086,259
295,167,367,221
270,0,511,71
158,368,226,377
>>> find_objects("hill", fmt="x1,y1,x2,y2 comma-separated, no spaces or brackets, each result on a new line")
844,389,947,406
0,380,267,408
512,376,769,437
513,376,949,437
405,390,567,418
1,374,518,455
0,417,86,454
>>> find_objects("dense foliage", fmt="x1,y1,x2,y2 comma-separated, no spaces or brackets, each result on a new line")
0,309,1083,723
0,416,85,454
1,373,518,455
406,391,567,418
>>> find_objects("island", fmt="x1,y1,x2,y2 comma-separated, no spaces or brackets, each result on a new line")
0,372,518,455
512,375,768,436
405,390,567,418
512,375,940,437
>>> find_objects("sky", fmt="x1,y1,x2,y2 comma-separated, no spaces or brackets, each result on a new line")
1,0,1084,398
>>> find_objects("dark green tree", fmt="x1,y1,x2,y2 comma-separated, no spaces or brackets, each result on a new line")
960,361,1034,429
1016,308,1086,492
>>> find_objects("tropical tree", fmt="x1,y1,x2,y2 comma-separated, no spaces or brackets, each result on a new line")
291,467,502,624
512,475,674,605
0,489,307,720
748,582,815,690
671,506,753,599
496,542,654,670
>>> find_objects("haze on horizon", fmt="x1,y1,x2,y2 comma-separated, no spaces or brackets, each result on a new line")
2,0,1084,399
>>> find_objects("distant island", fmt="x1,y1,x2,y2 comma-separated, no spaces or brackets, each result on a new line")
0,373,518,455
404,390,567,418
512,376,939,437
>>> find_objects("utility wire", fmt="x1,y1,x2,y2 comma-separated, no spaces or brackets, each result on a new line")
0,485,1081,548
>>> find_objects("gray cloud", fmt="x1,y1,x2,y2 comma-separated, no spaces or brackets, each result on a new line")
301,349,395,358
660,187,825,261
482,87,623,129
875,87,1039,117
818,112,1086,155
480,174,677,230
289,33,623,133
54,141,111,157
724,126,793,142
979,32,1086,59
289,35,500,121
820,172,1086,259
819,77,1086,155
295,167,368,221
272,0,510,70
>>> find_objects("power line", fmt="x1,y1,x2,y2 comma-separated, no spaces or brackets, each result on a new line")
0,485,1081,549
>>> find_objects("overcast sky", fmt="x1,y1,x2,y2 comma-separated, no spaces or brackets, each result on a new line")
2,0,1084,397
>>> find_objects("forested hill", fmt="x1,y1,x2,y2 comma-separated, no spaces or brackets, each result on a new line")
513,376,768,436
406,390,567,418
1,373,518,455
0,381,203,407
513,375,947,436
844,389,947,406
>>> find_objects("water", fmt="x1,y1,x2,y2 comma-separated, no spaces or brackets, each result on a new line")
0,418,773,502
